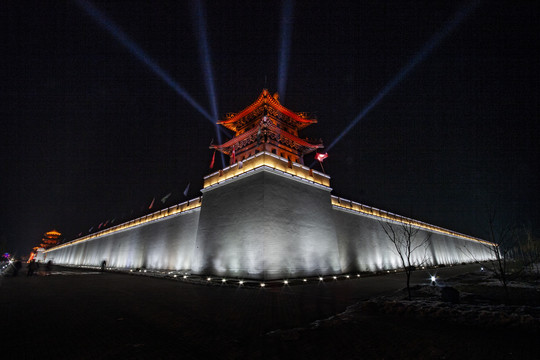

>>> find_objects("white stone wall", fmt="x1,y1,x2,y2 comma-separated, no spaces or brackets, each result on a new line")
46,168,493,279
46,209,200,270
333,207,493,273
192,168,341,279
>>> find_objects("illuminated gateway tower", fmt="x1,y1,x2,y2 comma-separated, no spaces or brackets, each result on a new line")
45,90,493,280
210,89,322,165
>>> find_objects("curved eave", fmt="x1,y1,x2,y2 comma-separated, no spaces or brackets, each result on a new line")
217,89,316,131
211,123,322,154
210,126,259,154
267,122,322,149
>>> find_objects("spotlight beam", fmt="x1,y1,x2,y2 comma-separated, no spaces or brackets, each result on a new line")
325,1,481,154
278,0,295,101
192,0,225,167
75,0,213,123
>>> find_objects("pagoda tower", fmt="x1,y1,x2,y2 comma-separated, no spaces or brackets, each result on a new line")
39,230,62,250
192,90,340,279
211,89,323,165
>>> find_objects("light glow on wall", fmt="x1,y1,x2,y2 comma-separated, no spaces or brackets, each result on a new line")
45,197,202,253
203,151,330,189
331,195,494,246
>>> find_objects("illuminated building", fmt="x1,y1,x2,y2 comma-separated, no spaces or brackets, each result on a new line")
40,230,62,250
211,89,322,165
45,90,493,279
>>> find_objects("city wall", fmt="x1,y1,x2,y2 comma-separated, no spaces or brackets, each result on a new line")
45,153,493,280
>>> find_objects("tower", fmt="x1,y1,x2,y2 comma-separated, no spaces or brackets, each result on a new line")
211,89,323,165
192,90,341,279
40,230,62,250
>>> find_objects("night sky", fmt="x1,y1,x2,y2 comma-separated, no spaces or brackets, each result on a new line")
2,1,538,256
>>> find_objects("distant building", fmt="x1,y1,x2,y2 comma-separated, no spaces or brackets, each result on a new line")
31,230,62,262
45,90,493,280
40,230,62,250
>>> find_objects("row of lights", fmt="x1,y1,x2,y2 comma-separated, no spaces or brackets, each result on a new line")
33,264,480,290
10,262,442,287
123,267,368,284
91,264,470,287
123,269,366,285
176,273,368,287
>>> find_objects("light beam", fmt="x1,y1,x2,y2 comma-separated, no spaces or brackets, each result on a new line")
325,1,480,154
191,0,225,167
74,0,212,123
277,0,295,101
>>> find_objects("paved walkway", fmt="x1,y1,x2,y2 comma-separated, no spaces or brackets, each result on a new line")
0,263,481,359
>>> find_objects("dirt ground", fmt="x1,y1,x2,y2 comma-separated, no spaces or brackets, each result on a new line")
1,263,538,359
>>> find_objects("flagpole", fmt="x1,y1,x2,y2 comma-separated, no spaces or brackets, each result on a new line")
319,160,325,174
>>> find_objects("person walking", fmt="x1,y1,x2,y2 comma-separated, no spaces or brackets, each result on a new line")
27,259,36,276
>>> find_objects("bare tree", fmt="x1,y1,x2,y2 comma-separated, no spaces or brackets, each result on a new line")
462,209,519,304
515,226,540,278
380,221,431,300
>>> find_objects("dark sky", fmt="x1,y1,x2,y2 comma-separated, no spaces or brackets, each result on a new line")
2,1,539,256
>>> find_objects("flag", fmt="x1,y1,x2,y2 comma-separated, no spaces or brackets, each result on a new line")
231,146,236,164
161,193,172,204
88,227,93,233
149,197,155,209
98,222,103,229
209,150,216,169
183,183,190,197
315,152,328,162
78,232,82,237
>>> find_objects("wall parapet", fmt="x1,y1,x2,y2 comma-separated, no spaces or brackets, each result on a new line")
331,195,494,246
45,197,202,253
203,151,330,189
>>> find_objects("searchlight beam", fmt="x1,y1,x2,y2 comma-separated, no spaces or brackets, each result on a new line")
325,0,480,154
75,0,213,124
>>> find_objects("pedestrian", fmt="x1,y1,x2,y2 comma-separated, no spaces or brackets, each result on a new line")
13,260,22,276
27,259,36,276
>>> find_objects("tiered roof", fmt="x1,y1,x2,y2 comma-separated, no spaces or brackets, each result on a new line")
211,89,322,161
217,89,317,133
